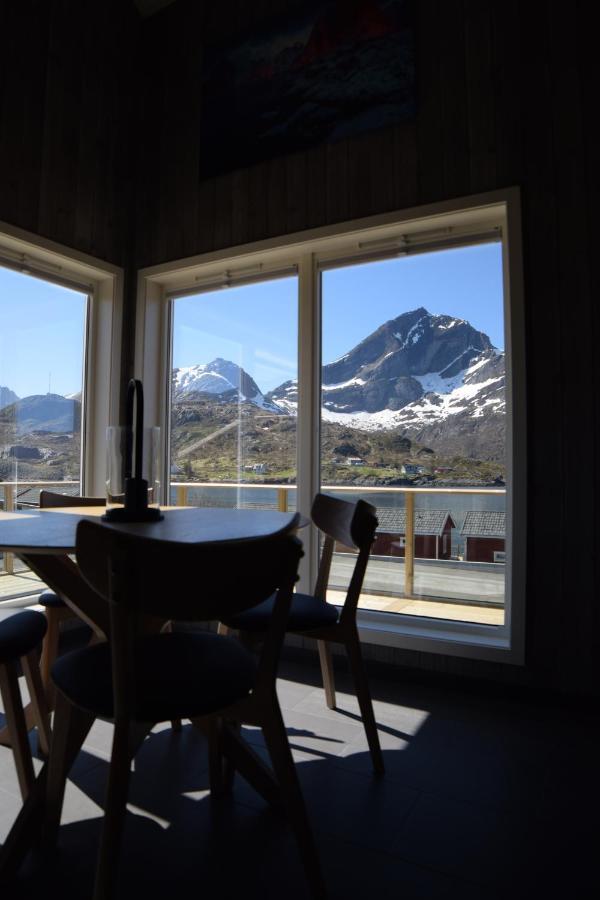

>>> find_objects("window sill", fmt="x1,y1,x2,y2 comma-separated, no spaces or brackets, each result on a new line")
357,607,523,664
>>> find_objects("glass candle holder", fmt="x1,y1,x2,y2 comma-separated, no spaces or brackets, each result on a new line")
105,425,161,517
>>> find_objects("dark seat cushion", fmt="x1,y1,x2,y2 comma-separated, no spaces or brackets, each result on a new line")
223,592,339,633
51,632,257,722
38,591,66,609
0,610,47,664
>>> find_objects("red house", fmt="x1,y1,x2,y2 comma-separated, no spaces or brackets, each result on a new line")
373,508,455,560
461,511,506,563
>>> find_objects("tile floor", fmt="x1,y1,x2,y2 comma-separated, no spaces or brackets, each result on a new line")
0,638,597,899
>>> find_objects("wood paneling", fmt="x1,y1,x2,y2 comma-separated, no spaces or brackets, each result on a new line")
134,0,599,696
0,0,137,266
1,0,596,695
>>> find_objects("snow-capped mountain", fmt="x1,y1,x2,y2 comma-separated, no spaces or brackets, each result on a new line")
171,310,505,457
172,358,283,412
266,308,505,453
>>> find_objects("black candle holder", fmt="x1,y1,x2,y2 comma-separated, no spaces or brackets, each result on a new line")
102,379,163,523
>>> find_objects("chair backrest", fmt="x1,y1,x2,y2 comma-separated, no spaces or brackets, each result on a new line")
39,490,105,508
75,517,303,719
311,493,377,625
76,516,302,623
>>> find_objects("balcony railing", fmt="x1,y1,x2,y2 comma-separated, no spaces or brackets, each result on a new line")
1,481,80,574
170,481,506,603
1,480,506,620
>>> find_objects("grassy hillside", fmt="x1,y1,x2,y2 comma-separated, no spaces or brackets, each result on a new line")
171,399,505,486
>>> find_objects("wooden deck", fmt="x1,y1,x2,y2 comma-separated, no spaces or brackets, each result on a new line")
0,570,44,603
329,589,504,625
0,570,503,627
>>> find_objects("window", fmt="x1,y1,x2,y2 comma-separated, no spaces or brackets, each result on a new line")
0,267,88,487
137,189,525,662
167,273,298,510
319,243,507,628
0,221,122,604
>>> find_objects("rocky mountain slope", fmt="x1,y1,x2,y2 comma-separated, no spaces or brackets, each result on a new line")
0,393,81,435
0,386,19,411
265,308,505,458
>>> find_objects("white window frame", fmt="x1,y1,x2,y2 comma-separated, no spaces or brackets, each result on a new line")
136,188,526,664
0,220,123,498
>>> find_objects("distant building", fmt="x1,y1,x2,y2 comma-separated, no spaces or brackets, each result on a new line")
400,463,427,476
460,510,505,563
345,456,365,467
244,462,267,474
373,508,455,560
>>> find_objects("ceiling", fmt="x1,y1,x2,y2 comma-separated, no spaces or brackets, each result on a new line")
132,0,178,18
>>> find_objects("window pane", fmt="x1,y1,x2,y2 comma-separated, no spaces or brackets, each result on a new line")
0,265,87,598
169,277,298,512
320,244,506,626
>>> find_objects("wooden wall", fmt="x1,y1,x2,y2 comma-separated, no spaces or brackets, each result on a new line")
1,1,596,696
0,0,137,267
136,0,598,696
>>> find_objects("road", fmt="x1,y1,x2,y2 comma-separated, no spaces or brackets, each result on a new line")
331,554,505,605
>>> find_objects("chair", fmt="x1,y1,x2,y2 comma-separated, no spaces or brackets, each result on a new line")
222,492,384,774
44,517,324,899
0,610,51,798
37,490,105,695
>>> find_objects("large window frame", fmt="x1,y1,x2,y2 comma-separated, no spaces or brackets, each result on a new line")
0,220,123,499
136,189,526,664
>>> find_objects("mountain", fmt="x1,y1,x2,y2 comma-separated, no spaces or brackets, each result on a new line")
171,309,505,461
266,308,505,457
0,386,19,411
172,358,283,413
0,393,81,435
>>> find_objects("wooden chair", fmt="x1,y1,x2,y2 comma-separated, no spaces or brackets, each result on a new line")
43,517,325,899
222,492,384,774
37,490,105,696
0,610,51,798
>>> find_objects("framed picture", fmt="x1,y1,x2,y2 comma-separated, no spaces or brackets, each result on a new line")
201,0,416,178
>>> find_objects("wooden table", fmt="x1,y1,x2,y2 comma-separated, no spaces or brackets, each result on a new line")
0,506,301,637
0,505,302,878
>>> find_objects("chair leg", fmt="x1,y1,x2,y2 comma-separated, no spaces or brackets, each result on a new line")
262,701,326,899
317,640,336,709
40,609,60,707
162,622,182,733
44,692,94,846
0,662,35,800
207,717,225,796
222,719,240,791
93,720,134,900
344,630,384,775
21,650,52,756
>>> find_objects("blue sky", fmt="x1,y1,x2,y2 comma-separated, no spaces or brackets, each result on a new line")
0,241,504,398
0,267,87,398
173,242,504,392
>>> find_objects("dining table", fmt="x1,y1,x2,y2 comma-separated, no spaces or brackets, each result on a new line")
0,505,302,637
0,503,304,879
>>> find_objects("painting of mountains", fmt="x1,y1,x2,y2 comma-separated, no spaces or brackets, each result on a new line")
201,0,415,177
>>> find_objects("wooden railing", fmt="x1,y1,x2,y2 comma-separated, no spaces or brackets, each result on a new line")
1,481,80,574
1,479,505,600
170,482,505,598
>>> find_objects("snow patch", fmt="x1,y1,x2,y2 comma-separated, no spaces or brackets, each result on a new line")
322,377,366,391
413,369,466,395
